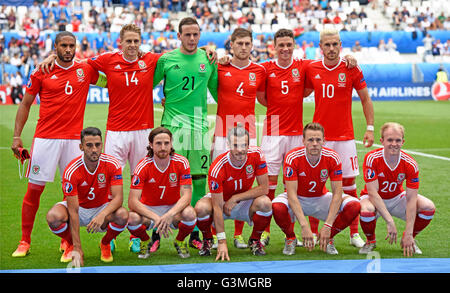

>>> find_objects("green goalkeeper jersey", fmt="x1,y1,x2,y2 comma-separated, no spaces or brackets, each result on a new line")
153,48,218,132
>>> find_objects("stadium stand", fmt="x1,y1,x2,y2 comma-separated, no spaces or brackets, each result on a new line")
0,0,449,97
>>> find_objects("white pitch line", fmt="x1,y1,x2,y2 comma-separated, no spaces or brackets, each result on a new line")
355,141,450,162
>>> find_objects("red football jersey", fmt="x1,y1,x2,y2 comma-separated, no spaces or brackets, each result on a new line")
215,62,266,139
88,51,161,131
130,154,192,206
305,58,367,141
62,154,123,209
208,146,268,202
25,61,99,139
261,58,311,136
360,148,420,200
283,146,343,197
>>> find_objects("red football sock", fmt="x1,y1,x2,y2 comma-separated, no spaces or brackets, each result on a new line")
413,210,435,237
273,202,296,239
101,222,127,245
330,199,361,238
21,182,45,244
234,220,245,236
250,211,272,240
49,222,73,245
176,220,196,241
127,224,150,241
343,182,359,235
264,180,277,234
309,217,319,234
360,211,377,242
197,215,213,239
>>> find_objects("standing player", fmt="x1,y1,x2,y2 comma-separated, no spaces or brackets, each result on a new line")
358,122,435,256
127,127,197,259
46,127,128,265
194,125,273,260
258,29,312,246
272,123,361,255
153,17,218,248
10,32,104,257
305,28,374,248
213,27,266,248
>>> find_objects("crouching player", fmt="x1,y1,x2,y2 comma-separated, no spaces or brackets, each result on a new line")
272,123,361,255
195,125,272,260
359,122,435,256
127,127,197,259
46,127,128,265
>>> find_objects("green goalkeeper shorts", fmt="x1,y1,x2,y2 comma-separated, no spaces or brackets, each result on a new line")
164,125,211,175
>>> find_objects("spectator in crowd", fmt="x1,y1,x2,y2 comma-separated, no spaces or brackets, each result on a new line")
352,40,362,52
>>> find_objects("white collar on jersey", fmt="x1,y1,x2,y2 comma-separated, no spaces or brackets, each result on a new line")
305,151,322,168
227,152,248,170
54,59,75,70
230,60,251,70
321,58,343,71
382,149,401,171
275,58,293,69
82,155,100,175
122,53,138,63
154,156,171,173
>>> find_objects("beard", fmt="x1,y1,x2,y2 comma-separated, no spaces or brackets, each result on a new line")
57,51,75,62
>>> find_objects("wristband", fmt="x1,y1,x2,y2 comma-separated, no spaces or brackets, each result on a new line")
366,125,374,131
216,232,226,241
323,222,333,229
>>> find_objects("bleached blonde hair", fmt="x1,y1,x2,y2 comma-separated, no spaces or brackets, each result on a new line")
319,28,341,43
380,122,405,139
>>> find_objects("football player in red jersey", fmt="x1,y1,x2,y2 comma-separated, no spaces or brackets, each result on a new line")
213,28,266,249
358,122,435,256
11,32,105,258
127,127,197,259
46,127,128,265
305,28,374,248
195,125,272,260
272,123,361,255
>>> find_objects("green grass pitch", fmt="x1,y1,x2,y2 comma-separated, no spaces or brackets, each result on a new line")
0,100,449,270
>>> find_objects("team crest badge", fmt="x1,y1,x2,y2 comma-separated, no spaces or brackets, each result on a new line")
98,173,105,183
76,68,84,78
397,173,405,183
292,68,299,77
199,63,206,72
320,169,328,179
338,73,346,82
138,60,146,69
246,165,254,174
249,72,256,81
169,173,177,182
32,164,40,174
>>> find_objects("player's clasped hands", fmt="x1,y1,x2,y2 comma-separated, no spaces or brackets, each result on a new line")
154,214,174,238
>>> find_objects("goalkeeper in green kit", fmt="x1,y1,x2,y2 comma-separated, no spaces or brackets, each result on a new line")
153,17,218,249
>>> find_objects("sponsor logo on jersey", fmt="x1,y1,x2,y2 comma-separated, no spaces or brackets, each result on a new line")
64,182,73,193
224,72,232,77
314,74,321,79
269,73,276,78
210,180,219,191
50,75,58,79
366,168,376,179
285,166,294,178
114,64,122,69
173,64,180,70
